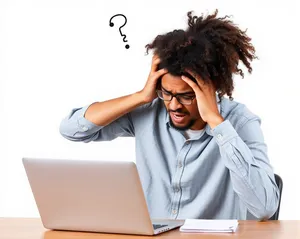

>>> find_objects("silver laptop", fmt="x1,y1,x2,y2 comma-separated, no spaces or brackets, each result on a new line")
22,157,184,235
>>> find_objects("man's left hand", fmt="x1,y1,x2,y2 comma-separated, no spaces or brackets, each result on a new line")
181,69,224,129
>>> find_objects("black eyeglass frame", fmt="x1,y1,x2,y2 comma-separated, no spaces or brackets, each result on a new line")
156,89,196,105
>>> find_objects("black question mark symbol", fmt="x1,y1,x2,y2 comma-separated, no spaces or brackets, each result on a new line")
109,14,129,49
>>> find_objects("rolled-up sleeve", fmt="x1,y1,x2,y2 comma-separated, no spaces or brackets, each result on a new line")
211,119,280,220
59,104,135,143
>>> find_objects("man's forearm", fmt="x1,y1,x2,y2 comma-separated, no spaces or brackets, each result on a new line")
84,91,147,126
212,120,280,219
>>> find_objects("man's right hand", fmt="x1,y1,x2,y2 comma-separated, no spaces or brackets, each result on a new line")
140,54,168,103
78,55,168,127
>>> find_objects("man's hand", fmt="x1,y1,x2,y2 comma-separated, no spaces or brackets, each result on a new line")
181,69,224,129
140,55,168,103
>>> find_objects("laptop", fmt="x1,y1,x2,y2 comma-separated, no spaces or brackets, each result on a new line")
22,157,184,235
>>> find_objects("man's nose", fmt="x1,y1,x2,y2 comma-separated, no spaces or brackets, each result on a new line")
169,96,183,110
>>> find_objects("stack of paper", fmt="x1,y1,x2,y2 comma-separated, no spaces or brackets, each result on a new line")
180,219,239,233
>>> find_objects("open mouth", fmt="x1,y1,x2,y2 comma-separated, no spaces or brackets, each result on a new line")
170,112,187,123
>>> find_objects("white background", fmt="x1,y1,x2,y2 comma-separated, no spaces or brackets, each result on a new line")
0,0,299,219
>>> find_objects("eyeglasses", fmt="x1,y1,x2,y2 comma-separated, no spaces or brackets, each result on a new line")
156,90,196,105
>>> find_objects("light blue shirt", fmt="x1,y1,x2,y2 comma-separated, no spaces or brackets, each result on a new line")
59,96,279,220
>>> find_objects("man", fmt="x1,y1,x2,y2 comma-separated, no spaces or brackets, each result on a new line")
60,10,279,220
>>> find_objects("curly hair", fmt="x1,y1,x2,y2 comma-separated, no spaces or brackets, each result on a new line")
145,9,258,100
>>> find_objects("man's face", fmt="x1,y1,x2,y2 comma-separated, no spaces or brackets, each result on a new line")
160,73,205,130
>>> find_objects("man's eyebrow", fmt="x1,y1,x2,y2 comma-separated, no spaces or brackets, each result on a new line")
161,86,195,95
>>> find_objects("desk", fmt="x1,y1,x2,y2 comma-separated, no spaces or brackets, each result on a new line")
0,218,299,239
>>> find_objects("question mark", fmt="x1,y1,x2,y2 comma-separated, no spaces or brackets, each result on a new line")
109,14,130,49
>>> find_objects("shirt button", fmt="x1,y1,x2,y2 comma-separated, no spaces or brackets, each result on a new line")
217,134,223,140
82,126,88,132
178,162,182,168
172,209,177,214
175,187,180,192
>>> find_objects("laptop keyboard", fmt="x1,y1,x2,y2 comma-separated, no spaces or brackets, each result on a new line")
153,224,168,230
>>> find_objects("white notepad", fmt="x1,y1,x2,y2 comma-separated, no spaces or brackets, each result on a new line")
180,219,239,233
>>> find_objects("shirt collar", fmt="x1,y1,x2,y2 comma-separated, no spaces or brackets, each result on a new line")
165,93,222,136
